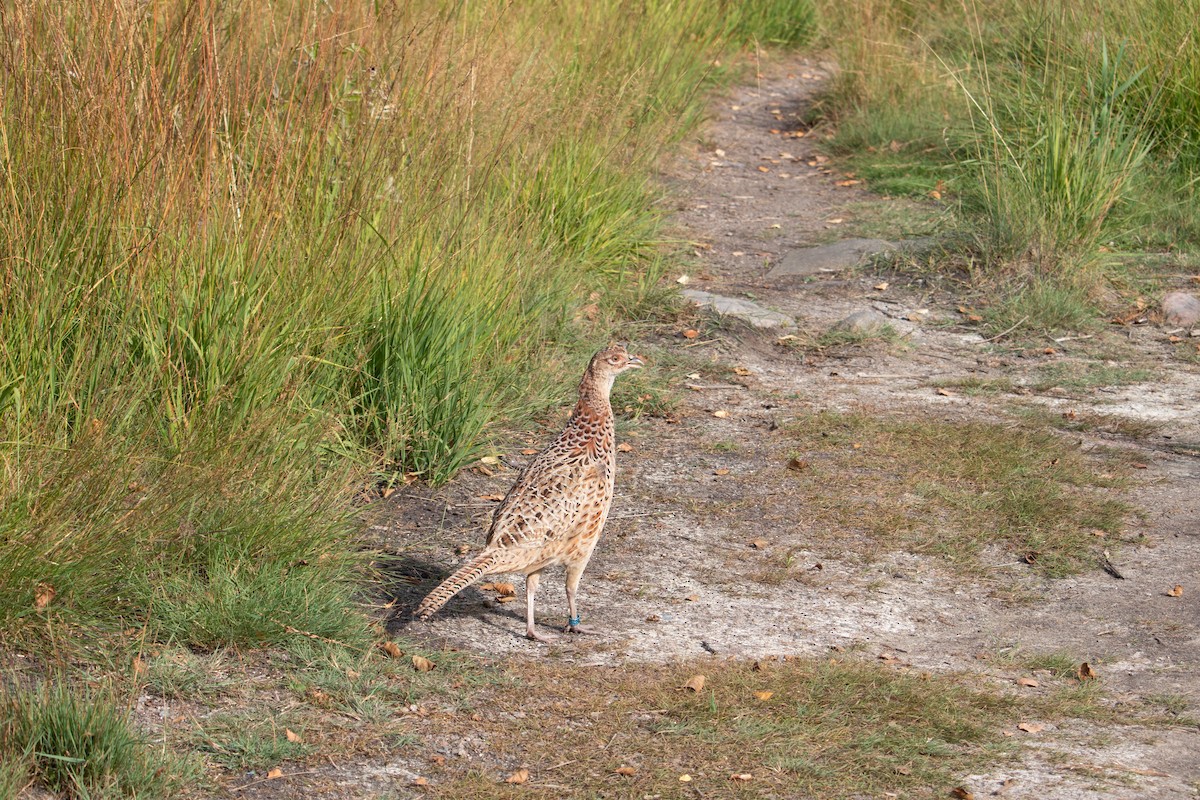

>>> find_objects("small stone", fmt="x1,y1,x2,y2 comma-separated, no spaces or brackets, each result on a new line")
831,309,890,334
1162,291,1200,327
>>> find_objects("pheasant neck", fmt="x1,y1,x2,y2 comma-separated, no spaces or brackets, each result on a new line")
572,366,614,421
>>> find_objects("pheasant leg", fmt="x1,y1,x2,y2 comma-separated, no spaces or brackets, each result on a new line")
524,572,556,643
562,564,596,634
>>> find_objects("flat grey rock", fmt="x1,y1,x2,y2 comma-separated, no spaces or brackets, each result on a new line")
682,289,794,329
1162,291,1200,327
766,237,938,281
831,308,891,334
766,238,897,280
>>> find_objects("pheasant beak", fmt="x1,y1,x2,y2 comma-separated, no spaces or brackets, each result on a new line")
627,354,645,369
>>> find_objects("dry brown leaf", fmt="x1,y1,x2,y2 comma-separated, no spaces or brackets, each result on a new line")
381,641,403,659
131,656,148,678
1017,722,1044,733
683,674,706,692
834,179,861,187
712,410,730,418
678,774,693,782
757,165,770,173
734,366,752,376
730,773,753,782
753,690,774,701
1167,584,1184,597
714,468,730,476
1016,677,1038,688
33,583,55,610
749,538,768,549
950,788,974,800
267,768,283,780
347,668,360,680
412,777,429,787
479,493,505,502
381,486,397,499
615,766,636,777
476,464,495,477
479,582,495,590
685,594,699,602
617,442,634,453
682,328,699,339
495,596,517,604
936,388,954,397
521,448,538,455
873,281,889,291
786,456,810,472
431,755,446,765
480,456,499,465
493,582,516,597
412,655,435,672
285,728,301,743
1079,662,1097,681
505,769,530,785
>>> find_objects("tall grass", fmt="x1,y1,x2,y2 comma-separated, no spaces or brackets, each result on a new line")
0,1,816,659
815,0,1198,306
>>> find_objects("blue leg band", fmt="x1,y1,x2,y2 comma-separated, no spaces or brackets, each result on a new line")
569,616,581,627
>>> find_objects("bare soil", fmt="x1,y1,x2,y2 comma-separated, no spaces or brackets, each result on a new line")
239,57,1200,799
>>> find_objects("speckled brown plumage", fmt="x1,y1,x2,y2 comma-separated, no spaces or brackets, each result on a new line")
415,343,644,642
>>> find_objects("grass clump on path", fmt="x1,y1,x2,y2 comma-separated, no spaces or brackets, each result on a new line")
786,411,1129,576
812,0,1200,328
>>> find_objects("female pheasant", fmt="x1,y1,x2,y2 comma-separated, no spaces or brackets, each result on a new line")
415,343,643,642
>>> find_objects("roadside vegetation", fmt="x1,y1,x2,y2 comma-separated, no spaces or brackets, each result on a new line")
0,0,816,793
812,0,1200,331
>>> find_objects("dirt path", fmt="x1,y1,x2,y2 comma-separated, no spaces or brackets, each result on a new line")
273,56,1200,799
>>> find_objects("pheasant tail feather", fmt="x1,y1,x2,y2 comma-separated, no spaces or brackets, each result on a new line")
414,552,499,620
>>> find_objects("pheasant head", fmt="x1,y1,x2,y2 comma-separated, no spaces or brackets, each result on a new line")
578,342,644,403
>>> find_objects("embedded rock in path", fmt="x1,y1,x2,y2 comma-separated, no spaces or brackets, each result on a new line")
766,238,897,281
1162,291,1200,327
831,308,891,335
682,289,794,329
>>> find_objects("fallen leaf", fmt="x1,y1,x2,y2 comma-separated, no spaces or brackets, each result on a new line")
617,442,634,453
285,728,301,743
730,773,753,782
412,655,435,672
679,774,693,782
505,769,530,785
895,765,911,775
479,493,505,502
827,218,844,224
381,641,403,658
430,755,446,765
479,582,495,590
1043,347,1056,355
967,314,983,322
753,690,774,700
1167,584,1184,597
476,464,495,477
786,456,810,472
834,179,861,187
712,410,730,418
521,448,538,455
683,674,706,692
757,165,770,173
132,657,147,678
714,468,730,476
412,776,429,787
1017,722,1044,734
496,595,517,604
493,582,517,597
936,388,954,397
683,328,699,339
267,768,283,780
685,594,699,601
950,787,974,800
480,456,499,465
873,281,889,291
1079,662,1097,681
382,486,397,499
749,538,769,549
734,366,752,376
347,668,360,680
615,766,636,776
1016,677,1038,688
33,583,55,610
1169,335,1183,343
